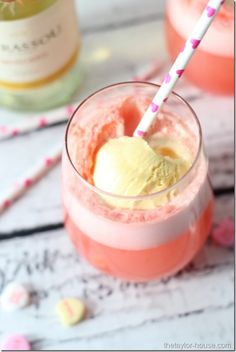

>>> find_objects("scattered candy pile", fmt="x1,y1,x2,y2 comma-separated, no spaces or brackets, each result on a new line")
0,281,86,350
0,217,233,349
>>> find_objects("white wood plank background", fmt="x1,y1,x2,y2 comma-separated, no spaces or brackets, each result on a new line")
0,0,234,350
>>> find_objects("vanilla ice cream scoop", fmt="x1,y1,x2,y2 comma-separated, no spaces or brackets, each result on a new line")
93,136,191,209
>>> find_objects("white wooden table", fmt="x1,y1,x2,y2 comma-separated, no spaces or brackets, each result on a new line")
0,1,234,350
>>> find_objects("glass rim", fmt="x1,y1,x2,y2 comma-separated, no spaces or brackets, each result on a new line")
65,81,203,201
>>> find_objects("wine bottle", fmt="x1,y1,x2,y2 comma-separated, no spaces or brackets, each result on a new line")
0,0,82,111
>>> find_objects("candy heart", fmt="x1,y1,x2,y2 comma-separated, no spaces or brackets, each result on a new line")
211,218,234,247
0,282,30,311
206,6,216,17
1,335,31,350
56,298,86,327
191,38,200,49
151,102,159,112
176,69,185,77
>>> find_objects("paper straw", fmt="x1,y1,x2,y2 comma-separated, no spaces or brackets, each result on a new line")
0,103,77,141
0,144,62,214
0,60,165,142
0,64,161,142
0,60,166,214
133,0,224,137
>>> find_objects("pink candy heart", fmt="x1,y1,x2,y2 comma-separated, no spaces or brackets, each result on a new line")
176,69,185,77
211,218,234,247
191,38,200,49
1,335,31,351
206,6,216,17
151,102,159,112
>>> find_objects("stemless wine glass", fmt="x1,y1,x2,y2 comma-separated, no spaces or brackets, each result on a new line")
62,82,214,281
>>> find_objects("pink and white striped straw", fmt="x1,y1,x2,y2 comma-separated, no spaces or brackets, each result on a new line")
0,103,77,141
134,0,224,137
0,144,62,214
0,60,164,215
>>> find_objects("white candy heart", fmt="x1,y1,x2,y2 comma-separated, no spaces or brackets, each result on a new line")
1,282,30,311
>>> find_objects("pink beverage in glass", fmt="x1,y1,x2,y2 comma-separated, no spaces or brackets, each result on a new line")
165,0,234,95
62,82,214,281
